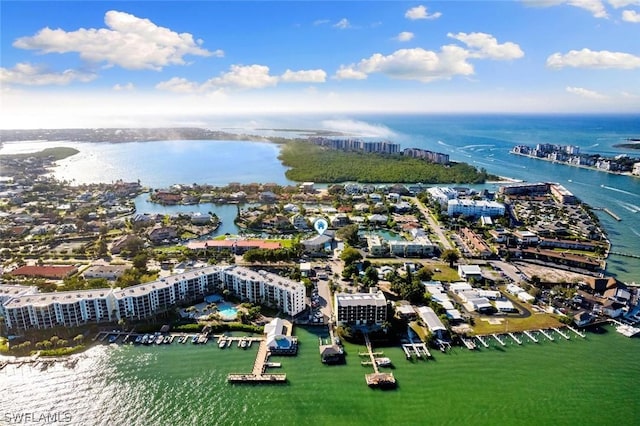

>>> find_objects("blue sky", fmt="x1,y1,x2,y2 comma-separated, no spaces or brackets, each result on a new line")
1,1,639,128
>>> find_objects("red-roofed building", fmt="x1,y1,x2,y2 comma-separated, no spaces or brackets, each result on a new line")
10,265,78,280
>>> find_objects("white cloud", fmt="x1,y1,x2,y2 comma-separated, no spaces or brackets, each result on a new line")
608,0,640,8
313,19,330,26
354,46,474,82
0,62,97,86
566,86,606,98
155,77,202,93
335,32,523,83
524,0,609,17
395,32,415,42
334,66,369,80
157,65,326,93
13,10,218,71
405,5,442,20
280,69,327,83
113,82,135,91
205,64,278,90
622,9,640,21
334,18,351,29
448,32,524,60
547,48,640,69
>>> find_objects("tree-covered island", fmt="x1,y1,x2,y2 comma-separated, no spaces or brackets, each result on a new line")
278,141,495,183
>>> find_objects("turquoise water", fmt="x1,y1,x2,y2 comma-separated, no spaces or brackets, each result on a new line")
1,326,638,425
218,304,238,320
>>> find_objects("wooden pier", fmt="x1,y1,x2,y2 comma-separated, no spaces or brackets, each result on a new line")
227,340,287,384
566,326,586,338
475,335,489,348
491,334,506,346
523,330,538,343
553,328,570,340
539,329,555,341
461,337,477,350
363,333,396,388
508,333,522,345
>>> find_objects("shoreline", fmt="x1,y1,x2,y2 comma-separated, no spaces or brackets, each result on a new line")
510,151,639,178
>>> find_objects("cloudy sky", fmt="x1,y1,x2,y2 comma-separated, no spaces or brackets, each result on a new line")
1,1,639,128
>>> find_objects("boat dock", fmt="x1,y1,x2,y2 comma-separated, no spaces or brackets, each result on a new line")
475,335,490,348
491,334,506,346
523,330,538,343
227,340,287,384
603,208,621,221
461,337,477,350
553,328,570,340
539,329,555,341
566,326,585,338
402,343,431,359
363,333,396,388
508,333,522,345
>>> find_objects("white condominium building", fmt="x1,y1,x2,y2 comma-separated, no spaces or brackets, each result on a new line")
334,291,387,326
446,199,505,217
1,266,306,330
221,266,305,316
3,288,117,330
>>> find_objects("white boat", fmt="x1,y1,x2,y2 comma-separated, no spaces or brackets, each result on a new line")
155,335,164,345
219,339,226,348
240,339,247,349
375,357,392,367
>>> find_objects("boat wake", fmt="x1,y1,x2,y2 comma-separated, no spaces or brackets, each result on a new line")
617,201,640,213
601,185,640,197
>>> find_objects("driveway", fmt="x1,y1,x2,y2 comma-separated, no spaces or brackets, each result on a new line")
411,197,453,252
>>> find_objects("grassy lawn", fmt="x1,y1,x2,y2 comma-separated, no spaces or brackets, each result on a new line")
432,265,460,282
471,313,563,335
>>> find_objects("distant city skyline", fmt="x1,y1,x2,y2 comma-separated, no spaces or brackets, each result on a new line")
1,1,639,128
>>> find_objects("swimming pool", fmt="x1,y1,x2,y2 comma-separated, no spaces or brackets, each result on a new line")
218,304,238,321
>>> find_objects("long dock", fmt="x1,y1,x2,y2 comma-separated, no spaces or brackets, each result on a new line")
539,329,555,341
508,333,522,345
567,326,585,338
553,328,570,340
523,330,538,343
227,340,287,383
402,342,431,359
475,335,489,348
363,333,396,388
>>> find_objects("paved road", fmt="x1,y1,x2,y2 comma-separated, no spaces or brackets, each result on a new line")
317,278,334,323
411,197,453,252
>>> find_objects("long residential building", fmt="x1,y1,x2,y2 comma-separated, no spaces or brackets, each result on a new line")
1,266,306,331
334,291,387,326
447,199,505,217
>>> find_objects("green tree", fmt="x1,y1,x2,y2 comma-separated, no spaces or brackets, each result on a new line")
340,246,362,266
441,249,460,268
415,266,433,282
336,224,360,246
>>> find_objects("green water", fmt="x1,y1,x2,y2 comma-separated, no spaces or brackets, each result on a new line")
1,327,638,425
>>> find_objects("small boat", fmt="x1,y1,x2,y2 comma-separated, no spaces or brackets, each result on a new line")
375,357,392,367
240,339,247,349
182,336,189,344
108,335,118,344
198,335,208,344
141,335,149,344
191,335,199,344
177,335,185,344
155,335,164,345
218,339,226,349
163,335,171,344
